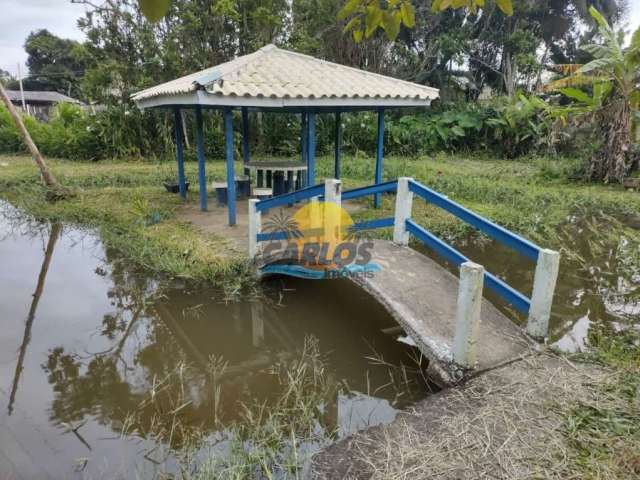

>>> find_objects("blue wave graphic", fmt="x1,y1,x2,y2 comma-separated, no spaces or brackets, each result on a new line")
260,263,381,279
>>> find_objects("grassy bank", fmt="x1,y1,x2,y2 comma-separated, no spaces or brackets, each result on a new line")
1,152,638,286
0,155,255,289
1,152,639,478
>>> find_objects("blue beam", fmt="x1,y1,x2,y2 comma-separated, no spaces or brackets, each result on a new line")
255,183,324,212
307,111,316,186
173,107,187,199
405,219,531,314
301,111,308,165
374,108,385,208
351,217,395,232
195,106,207,211
341,180,397,201
224,107,237,226
241,106,250,175
334,111,342,179
408,180,540,261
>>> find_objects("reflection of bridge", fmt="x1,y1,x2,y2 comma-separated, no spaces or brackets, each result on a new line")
248,178,560,385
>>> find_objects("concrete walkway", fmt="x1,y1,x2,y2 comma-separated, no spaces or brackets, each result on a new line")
353,240,535,384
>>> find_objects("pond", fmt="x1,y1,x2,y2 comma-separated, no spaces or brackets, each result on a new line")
0,201,428,479
1,200,638,479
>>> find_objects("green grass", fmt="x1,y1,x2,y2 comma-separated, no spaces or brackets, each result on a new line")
1,152,638,288
0,155,253,290
2,152,639,477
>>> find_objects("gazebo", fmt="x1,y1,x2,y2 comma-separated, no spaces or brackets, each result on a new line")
132,44,439,226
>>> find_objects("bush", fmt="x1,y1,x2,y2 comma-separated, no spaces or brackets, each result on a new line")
0,95,555,162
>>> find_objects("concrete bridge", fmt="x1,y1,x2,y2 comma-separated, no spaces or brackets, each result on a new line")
247,178,560,385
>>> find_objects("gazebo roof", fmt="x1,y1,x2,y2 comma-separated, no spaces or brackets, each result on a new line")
132,44,439,111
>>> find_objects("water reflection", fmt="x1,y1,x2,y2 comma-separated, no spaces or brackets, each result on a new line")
8,223,61,416
0,201,425,479
418,208,640,351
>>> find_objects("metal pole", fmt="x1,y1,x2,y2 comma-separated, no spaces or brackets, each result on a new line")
242,106,250,176
173,107,187,199
224,107,237,226
307,111,316,186
334,111,342,179
374,108,385,208
195,106,208,211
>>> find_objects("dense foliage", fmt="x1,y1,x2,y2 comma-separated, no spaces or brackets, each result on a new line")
2,0,636,181
0,95,560,161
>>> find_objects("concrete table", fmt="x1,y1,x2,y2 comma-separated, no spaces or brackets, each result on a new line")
246,161,308,194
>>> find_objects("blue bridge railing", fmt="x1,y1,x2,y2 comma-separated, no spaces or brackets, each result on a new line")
248,176,559,342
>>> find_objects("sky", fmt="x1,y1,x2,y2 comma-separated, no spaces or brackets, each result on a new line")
2,0,640,78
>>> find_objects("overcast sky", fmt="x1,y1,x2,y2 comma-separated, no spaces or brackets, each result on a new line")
2,0,640,78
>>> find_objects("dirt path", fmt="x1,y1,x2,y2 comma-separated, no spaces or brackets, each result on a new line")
312,352,608,479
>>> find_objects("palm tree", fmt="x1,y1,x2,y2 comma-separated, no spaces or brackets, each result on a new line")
545,6,639,183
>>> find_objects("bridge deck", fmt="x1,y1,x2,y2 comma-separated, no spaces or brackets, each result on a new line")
353,240,534,384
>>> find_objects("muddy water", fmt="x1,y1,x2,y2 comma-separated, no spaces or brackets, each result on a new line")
416,208,640,352
1,201,638,479
0,202,423,479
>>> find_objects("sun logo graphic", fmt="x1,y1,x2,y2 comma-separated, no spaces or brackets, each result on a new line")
260,200,381,279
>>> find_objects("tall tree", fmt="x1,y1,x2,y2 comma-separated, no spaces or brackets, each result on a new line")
546,7,639,182
21,29,92,98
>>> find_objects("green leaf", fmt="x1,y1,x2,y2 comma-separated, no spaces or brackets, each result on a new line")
338,0,361,20
138,0,171,23
342,17,361,33
559,88,593,105
365,5,383,38
451,126,466,137
495,0,513,16
577,57,615,74
381,11,401,40
400,2,416,27
588,6,608,30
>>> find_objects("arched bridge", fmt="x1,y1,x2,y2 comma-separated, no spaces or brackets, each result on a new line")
246,178,560,385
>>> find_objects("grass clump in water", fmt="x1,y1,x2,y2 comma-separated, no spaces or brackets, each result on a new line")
123,336,338,479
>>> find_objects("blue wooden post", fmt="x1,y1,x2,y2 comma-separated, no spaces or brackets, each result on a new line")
241,106,250,176
224,107,237,226
301,111,308,165
334,110,342,179
195,105,208,211
374,108,385,208
307,111,316,186
173,107,187,199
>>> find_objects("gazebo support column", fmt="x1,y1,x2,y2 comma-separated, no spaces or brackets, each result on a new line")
224,107,237,226
374,107,385,208
334,110,342,179
241,106,250,176
195,105,208,211
307,111,316,186
301,111,308,184
173,107,187,199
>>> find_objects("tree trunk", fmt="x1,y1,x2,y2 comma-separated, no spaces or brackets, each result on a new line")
0,82,61,191
588,98,632,183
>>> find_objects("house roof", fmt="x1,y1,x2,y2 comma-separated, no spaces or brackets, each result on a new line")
6,90,83,105
132,44,439,111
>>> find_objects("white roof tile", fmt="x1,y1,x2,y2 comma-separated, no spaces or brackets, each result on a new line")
132,44,438,109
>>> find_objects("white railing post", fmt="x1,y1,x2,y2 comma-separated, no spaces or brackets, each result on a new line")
324,178,341,207
324,179,341,244
453,262,485,368
248,198,261,259
393,177,413,246
527,248,560,339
